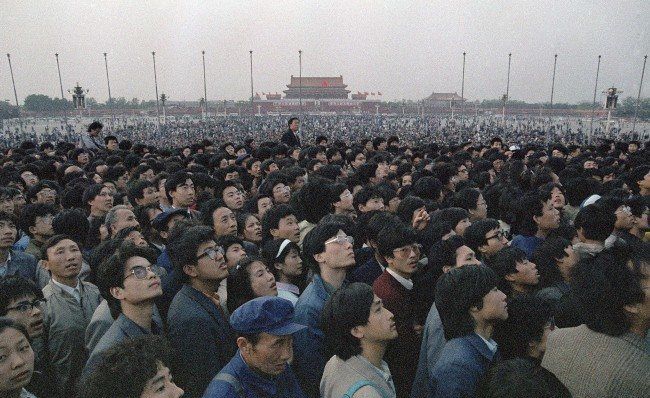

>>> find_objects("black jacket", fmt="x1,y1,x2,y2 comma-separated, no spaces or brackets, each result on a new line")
281,129,301,147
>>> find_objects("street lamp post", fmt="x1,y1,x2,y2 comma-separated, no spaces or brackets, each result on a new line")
550,54,557,114
152,51,160,131
589,55,602,144
249,50,254,115
631,55,647,136
461,52,466,120
299,50,302,115
55,53,68,128
202,50,208,120
103,52,114,131
502,53,511,126
6,54,23,133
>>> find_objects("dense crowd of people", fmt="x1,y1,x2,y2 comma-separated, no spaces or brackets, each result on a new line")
0,116,648,398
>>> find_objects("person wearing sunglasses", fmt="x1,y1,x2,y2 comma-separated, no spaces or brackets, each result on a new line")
166,225,237,398
372,222,423,398
84,242,163,377
0,276,54,398
293,222,356,397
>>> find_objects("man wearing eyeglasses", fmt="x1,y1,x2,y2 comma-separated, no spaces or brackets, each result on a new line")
465,219,509,263
294,222,356,397
372,223,423,398
0,275,54,398
166,225,237,398
83,243,163,376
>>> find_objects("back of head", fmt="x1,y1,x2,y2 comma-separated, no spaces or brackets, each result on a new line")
477,358,571,398
574,204,615,242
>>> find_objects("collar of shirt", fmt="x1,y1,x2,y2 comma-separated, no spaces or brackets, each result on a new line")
386,268,413,290
476,333,498,354
276,282,300,295
0,251,12,271
51,278,81,302
354,354,394,387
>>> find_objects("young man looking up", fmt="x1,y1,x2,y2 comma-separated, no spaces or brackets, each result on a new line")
40,235,102,397
372,223,422,398
85,243,163,374
164,172,199,218
21,204,56,261
166,225,237,398
261,204,301,244
293,221,356,397
0,212,38,285
487,246,540,298
431,266,508,398
464,218,509,263
321,282,398,398
83,184,114,222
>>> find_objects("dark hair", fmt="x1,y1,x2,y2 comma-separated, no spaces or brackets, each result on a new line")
412,176,443,202
435,265,498,340
464,218,500,257
513,193,546,236
87,121,103,132
287,117,299,126
20,203,56,238
96,242,157,318
574,204,615,242
260,204,295,243
199,198,229,228
453,188,481,211
261,238,301,279
77,336,173,398
493,295,552,360
0,275,43,316
485,246,528,296
302,221,346,274
353,186,383,212
40,234,78,261
126,180,155,206
52,209,90,248
532,237,572,288
365,212,401,245
477,358,571,398
572,243,649,336
164,172,193,202
396,196,426,225
103,135,117,145
167,226,215,284
82,184,108,208
376,222,417,259
322,283,375,360
226,257,269,313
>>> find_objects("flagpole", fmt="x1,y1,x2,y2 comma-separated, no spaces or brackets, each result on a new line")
299,50,302,116
249,50,254,115
6,54,23,134
202,50,208,119
461,52,466,120
103,52,114,131
152,51,160,131
502,53,511,127
631,55,647,136
589,55,601,144
55,53,68,128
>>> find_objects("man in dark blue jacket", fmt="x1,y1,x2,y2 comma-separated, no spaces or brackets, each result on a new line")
431,265,508,398
280,117,301,148
167,225,237,398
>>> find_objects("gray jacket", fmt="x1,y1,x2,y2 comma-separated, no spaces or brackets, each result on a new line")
321,355,396,398
42,279,101,397
411,304,445,398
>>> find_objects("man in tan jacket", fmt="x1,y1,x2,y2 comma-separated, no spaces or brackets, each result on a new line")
321,282,398,398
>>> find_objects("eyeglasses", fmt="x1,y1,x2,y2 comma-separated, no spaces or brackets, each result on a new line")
197,246,225,260
485,231,506,241
124,265,160,281
325,235,354,246
6,298,46,313
393,243,422,256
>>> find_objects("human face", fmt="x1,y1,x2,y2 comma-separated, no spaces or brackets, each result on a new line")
224,171,239,181
249,161,262,178
557,245,579,281
115,256,162,304
507,258,540,289
4,295,45,338
139,186,160,206
11,195,25,215
267,163,279,174
116,173,129,190
111,209,140,237
289,119,300,132
352,153,366,169
316,230,355,270
0,220,17,250
272,215,300,243
360,197,384,213
212,207,237,237
248,261,277,297
191,241,228,282
470,194,488,221
241,333,293,377
336,190,354,212
454,218,471,237
386,243,421,279
583,160,598,170
550,187,565,209
454,246,481,269
0,328,34,393
272,183,291,204
224,244,247,270
104,182,118,197
481,228,508,258
0,197,13,214
77,152,90,165
357,296,397,343
243,215,262,243
43,239,82,286
534,199,560,232
277,248,303,278
125,230,148,247
20,171,38,188
106,139,118,151
223,186,244,210
474,287,508,323
257,197,273,219
30,213,55,241
90,187,114,214
401,174,412,186
170,179,195,208
34,188,56,206
140,363,184,398
457,165,469,181
615,205,635,230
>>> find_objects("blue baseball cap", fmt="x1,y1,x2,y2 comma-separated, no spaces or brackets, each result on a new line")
230,296,306,336
152,209,188,231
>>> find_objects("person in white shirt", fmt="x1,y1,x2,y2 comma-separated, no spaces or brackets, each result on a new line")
262,238,305,306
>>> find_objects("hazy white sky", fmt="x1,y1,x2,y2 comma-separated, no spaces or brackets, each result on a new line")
1,1,648,104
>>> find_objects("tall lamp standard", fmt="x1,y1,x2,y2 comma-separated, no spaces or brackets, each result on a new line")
589,55,602,144
502,53,512,126
6,53,22,133
202,50,208,119
299,50,302,115
103,52,115,131
461,52,466,120
631,55,647,136
152,51,160,131
55,53,68,128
